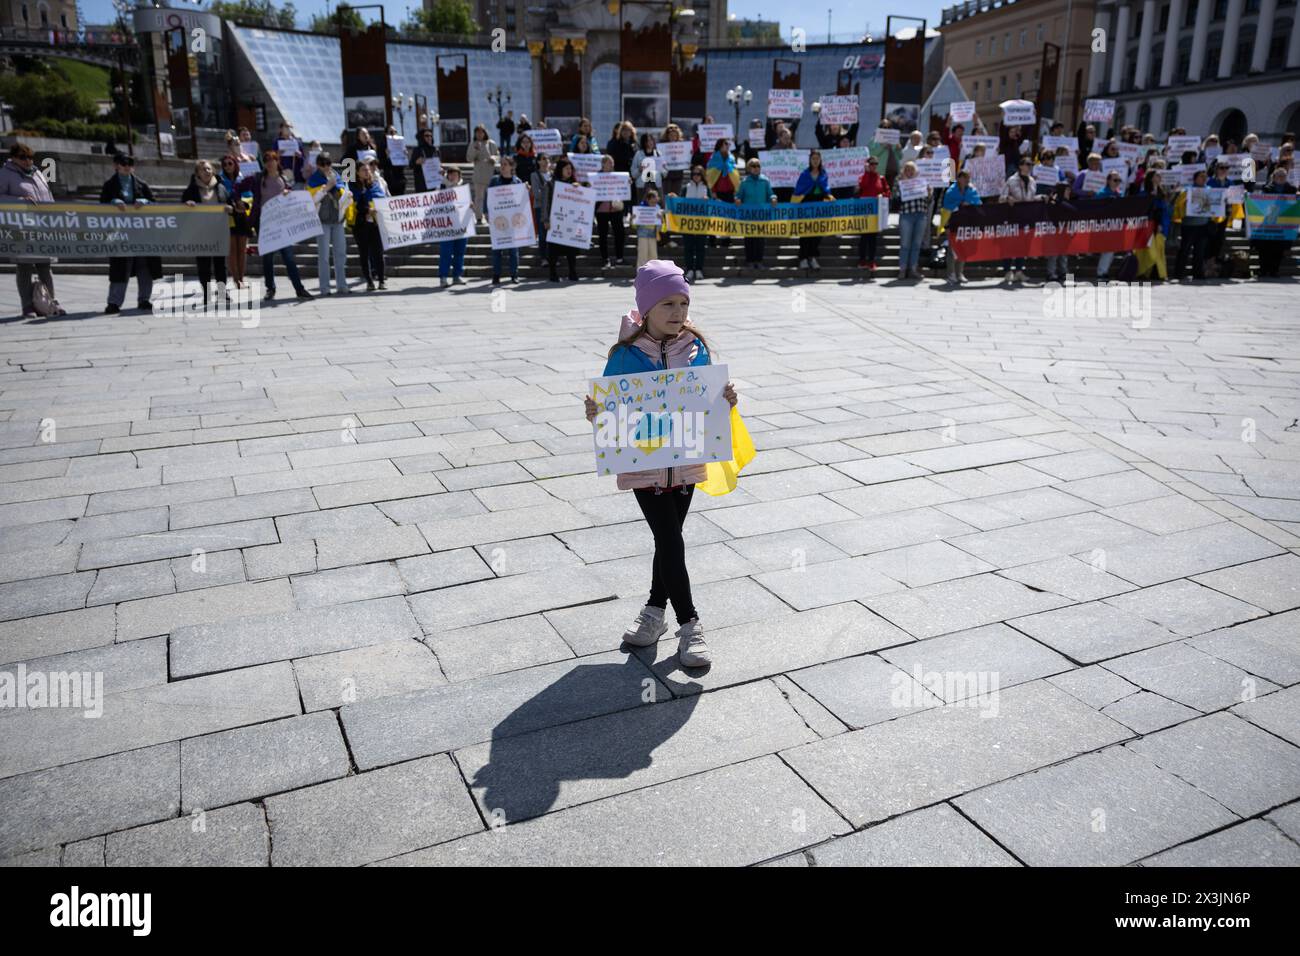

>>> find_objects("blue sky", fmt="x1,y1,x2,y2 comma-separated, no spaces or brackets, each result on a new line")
79,1,950,35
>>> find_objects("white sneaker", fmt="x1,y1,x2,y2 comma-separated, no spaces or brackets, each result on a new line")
622,605,668,647
440,277,448,288
453,276,466,285
811,257,821,270
676,618,711,667
1015,269,1026,282
798,258,809,269
696,269,704,279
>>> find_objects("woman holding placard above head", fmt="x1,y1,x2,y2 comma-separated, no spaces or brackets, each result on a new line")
594,153,627,270
792,149,832,273
275,122,305,185
546,157,582,283
237,127,260,162
411,128,440,192
488,156,524,285
467,124,499,223
348,161,387,292
235,150,313,302
606,121,636,174
380,125,407,197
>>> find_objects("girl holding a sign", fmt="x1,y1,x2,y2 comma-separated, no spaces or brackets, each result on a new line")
489,157,525,285
792,150,832,272
594,154,627,269
546,158,582,283
581,260,739,667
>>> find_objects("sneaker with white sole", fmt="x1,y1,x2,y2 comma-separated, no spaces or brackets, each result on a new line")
676,618,710,667
622,605,668,647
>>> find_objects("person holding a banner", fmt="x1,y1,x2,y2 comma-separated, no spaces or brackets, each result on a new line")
1000,157,1040,284
631,133,663,202
896,161,931,280
546,157,582,283
99,153,163,313
412,128,441,193
1,142,65,318
705,139,740,246
855,155,889,274
276,122,305,185
380,125,407,197
941,170,982,285
941,119,965,170
660,123,688,198
468,125,500,223
1204,159,1234,269
580,260,739,667
634,186,663,266
594,154,627,269
1250,166,1298,278
306,153,350,296
237,150,313,302
345,126,379,169
182,159,234,305
488,157,525,285
738,156,776,271
437,166,469,288
218,155,254,290
1172,168,1211,282
792,150,833,272
348,161,387,291
237,127,260,162
681,165,711,282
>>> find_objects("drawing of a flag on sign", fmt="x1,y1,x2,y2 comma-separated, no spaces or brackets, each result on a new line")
1245,195,1300,241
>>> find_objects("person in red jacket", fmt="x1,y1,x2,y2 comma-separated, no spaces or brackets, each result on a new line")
941,118,965,170
856,155,891,273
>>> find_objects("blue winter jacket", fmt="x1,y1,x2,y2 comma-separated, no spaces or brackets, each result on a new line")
941,182,982,211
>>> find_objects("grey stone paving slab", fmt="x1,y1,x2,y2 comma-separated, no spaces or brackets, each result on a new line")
1127,713,1300,817
408,566,615,632
824,476,962,517
1056,469,1171,507
754,556,905,610
0,743,179,857
315,525,430,569
171,549,246,592
375,756,848,867
1103,641,1279,712
1093,522,1285,587
341,649,667,770
291,562,406,608
1101,495,1225,535
456,680,816,824
996,555,1136,602
1265,802,1300,844
0,661,300,779
0,571,95,622
702,494,861,538
118,578,296,642
274,503,394,542
949,512,1155,569
242,540,317,580
1191,555,1300,613
294,640,445,711
60,837,105,867
424,614,575,682
0,637,167,703
1103,579,1267,637
0,606,116,665
781,680,1131,826
170,489,318,530
396,547,493,592
878,623,1075,699
769,674,851,738
719,527,849,572
106,802,269,866
171,595,420,677
471,534,583,577
1189,611,1300,686
643,601,914,696
311,473,448,510
1101,691,1201,734
954,746,1238,866
87,559,175,607
786,654,942,729
418,501,592,551
1009,601,1184,664
180,712,351,812
265,755,482,866
78,518,278,570
1230,685,1300,748
810,506,980,556
803,804,1021,866
1142,820,1300,866
866,572,1070,640
858,540,997,587
899,437,1060,473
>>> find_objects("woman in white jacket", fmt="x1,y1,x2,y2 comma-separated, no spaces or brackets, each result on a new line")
630,132,663,203
900,130,925,166
467,125,499,222
1001,156,1042,283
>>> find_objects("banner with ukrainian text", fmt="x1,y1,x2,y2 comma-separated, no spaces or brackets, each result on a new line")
947,195,1155,262
665,197,884,238
1244,195,1300,241
0,202,229,259
375,184,475,250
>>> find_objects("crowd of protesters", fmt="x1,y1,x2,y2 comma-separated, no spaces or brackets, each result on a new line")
3,111,1297,316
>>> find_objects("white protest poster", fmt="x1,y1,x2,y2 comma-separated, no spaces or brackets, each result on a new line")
386,136,407,166
898,175,929,201
916,158,952,188
1184,186,1226,218
967,155,1006,197
819,95,859,126
1101,157,1130,184
1032,165,1061,189
357,148,377,164
418,156,443,189
637,156,658,182
1204,145,1223,162
158,132,176,158
238,160,260,180
547,181,596,249
757,149,809,188
873,127,901,145
1290,167,1300,188
256,190,323,254
1043,135,1079,152
1056,153,1079,175
1000,99,1036,126
375,184,475,250
948,100,976,123
589,364,732,477
659,141,693,171
568,153,604,179
1115,142,1143,165
698,123,734,147
767,89,804,119
1167,135,1201,157
277,139,300,157
632,205,663,228
1250,142,1273,164
747,128,766,149
486,182,536,249
306,150,321,170
823,147,870,188
589,172,631,201
1176,162,1206,186
1222,154,1255,182
1226,185,1246,205
963,134,1000,156
531,128,564,156
1083,99,1115,123
1081,169,1108,194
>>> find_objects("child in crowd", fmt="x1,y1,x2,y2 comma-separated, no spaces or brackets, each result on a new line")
635,185,663,266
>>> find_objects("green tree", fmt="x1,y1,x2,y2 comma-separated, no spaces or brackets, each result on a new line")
402,0,478,37
309,3,365,33
206,1,297,29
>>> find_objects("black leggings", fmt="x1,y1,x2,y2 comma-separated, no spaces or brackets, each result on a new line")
634,484,696,625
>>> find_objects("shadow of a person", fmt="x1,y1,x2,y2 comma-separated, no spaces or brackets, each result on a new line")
471,653,702,825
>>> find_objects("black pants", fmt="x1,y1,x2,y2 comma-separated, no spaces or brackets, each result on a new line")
633,484,696,625
1205,220,1227,261
596,211,625,262
857,233,879,263
799,236,822,259
196,257,227,300
743,236,765,263
549,244,578,280
355,222,385,282
1174,223,1208,280
1255,241,1291,277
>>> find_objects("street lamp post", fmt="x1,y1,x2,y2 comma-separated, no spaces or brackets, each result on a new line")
725,84,752,137
391,92,414,135
487,86,511,126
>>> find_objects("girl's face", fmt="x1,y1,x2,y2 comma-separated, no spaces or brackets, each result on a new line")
644,294,689,339
601,156,614,172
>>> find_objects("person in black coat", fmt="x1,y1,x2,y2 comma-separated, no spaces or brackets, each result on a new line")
99,153,162,313
411,128,441,192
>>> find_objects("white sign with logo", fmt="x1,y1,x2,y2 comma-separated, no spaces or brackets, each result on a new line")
568,153,604,178
873,127,901,145
548,181,597,249
486,182,536,249
256,190,323,254
659,141,694,171
1083,99,1115,123
589,171,632,201
916,158,953,188
756,149,809,188
1000,100,1036,126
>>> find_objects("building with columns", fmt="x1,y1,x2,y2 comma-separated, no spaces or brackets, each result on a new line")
1088,0,1300,140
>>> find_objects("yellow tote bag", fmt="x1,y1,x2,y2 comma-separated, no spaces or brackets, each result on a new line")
698,406,756,496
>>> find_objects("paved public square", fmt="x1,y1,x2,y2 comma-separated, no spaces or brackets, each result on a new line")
1,272,1299,867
